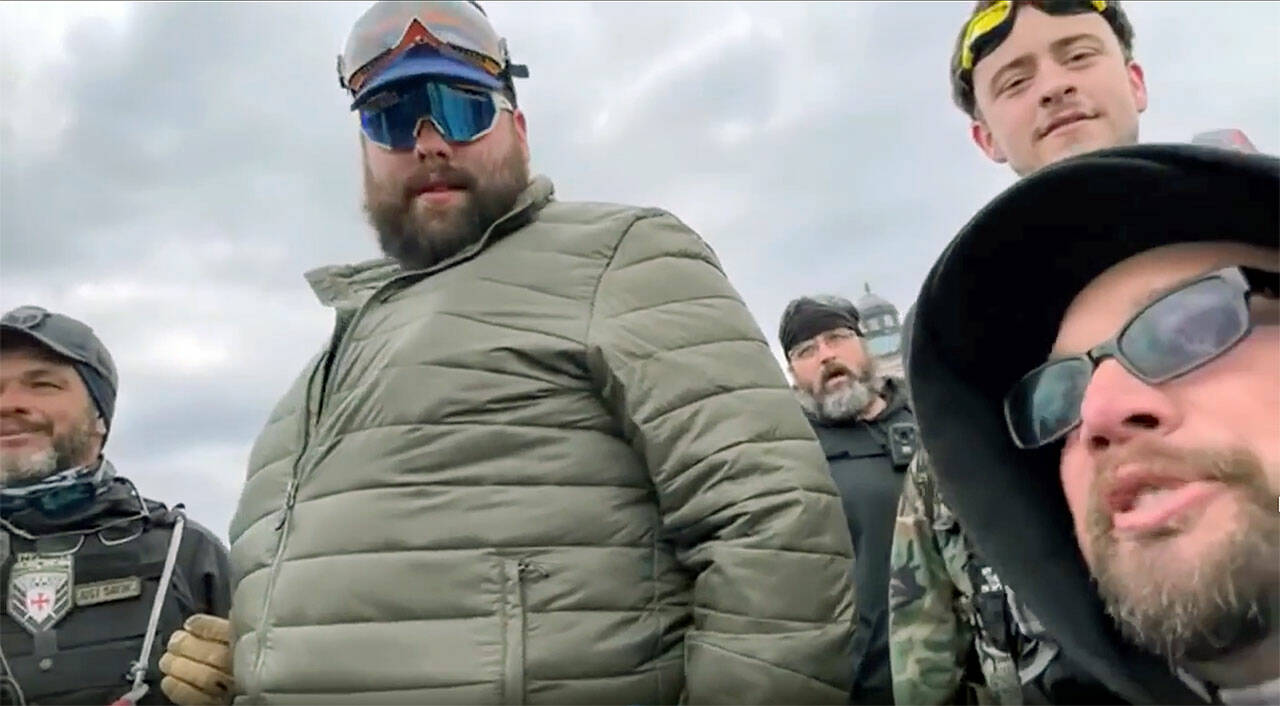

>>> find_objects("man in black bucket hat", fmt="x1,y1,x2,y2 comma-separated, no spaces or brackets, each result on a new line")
906,143,1279,703
0,306,230,706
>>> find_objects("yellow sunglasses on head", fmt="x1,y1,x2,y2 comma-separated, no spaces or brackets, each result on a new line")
958,0,1108,72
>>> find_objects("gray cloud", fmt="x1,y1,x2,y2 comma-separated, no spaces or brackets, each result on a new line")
3,1,1277,539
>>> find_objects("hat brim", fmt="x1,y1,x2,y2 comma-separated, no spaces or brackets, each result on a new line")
1,324,91,368
917,143,1279,416
352,53,503,109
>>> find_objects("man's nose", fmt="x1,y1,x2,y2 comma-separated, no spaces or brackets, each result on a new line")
816,339,839,363
1038,63,1079,108
1077,359,1181,454
413,118,454,161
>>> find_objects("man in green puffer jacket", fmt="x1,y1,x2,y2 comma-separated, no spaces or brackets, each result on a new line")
158,2,856,704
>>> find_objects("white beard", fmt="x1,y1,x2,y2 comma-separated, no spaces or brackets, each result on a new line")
0,445,58,484
797,376,881,423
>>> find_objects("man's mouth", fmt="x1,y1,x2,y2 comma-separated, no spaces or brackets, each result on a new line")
822,370,851,388
0,428,46,448
0,419,44,436
417,181,463,195
1038,110,1095,140
408,171,471,198
1103,466,1229,535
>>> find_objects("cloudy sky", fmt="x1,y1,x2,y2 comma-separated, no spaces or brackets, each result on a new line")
3,1,1278,542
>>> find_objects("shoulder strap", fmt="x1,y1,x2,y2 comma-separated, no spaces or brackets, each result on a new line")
117,511,187,706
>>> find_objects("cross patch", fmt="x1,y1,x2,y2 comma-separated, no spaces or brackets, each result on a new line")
7,552,74,634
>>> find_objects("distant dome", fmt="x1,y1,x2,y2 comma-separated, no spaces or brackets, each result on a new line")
857,283,902,355
855,283,897,318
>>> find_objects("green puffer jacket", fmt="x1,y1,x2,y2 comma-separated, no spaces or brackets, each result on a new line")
227,176,856,705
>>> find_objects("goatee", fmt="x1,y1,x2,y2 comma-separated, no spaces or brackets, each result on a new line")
1085,442,1280,663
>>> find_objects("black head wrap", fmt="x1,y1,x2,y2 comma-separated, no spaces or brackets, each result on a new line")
778,295,862,356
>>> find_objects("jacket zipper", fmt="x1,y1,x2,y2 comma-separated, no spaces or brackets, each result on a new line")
503,559,546,704
248,356,324,693
251,283,391,692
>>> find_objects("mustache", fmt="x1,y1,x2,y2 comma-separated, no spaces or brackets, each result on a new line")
1097,440,1256,491
402,165,476,199
1087,439,1270,534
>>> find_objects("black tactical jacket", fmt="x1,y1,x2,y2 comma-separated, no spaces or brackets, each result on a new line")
1,462,230,705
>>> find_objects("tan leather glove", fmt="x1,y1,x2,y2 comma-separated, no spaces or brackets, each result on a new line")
159,614,235,705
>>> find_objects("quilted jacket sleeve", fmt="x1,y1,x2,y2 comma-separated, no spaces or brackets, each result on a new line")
585,211,857,704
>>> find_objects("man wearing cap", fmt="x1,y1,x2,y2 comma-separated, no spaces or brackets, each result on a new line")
161,2,855,704
907,143,1279,703
888,2,1151,702
778,295,918,704
0,306,230,705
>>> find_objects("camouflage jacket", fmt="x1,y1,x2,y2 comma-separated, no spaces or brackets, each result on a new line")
888,451,1034,705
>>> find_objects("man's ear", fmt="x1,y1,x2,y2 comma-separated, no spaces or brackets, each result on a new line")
971,118,1007,164
512,108,530,164
94,417,107,435
1127,60,1148,113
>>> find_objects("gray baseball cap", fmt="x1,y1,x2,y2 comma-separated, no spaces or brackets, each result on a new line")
1,305,118,430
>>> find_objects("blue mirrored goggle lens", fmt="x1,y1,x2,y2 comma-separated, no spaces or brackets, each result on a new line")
359,82,500,149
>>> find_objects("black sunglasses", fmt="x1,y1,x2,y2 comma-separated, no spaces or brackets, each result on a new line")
1004,265,1279,449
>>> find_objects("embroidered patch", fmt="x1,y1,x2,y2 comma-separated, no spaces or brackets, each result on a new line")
75,576,142,607
6,552,74,634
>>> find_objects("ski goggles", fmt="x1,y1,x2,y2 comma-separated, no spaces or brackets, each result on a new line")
957,0,1109,72
340,1,512,99
1003,266,1279,449
358,79,512,149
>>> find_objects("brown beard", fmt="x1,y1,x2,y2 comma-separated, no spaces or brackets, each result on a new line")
1084,441,1280,662
362,135,530,271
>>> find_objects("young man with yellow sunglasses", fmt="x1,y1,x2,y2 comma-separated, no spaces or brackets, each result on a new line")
953,0,1146,176
889,2,1147,703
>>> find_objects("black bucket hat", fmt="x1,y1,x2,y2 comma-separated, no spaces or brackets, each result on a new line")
907,143,1279,703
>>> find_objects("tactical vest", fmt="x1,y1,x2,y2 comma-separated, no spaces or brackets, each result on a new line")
0,502,220,705
811,379,918,704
